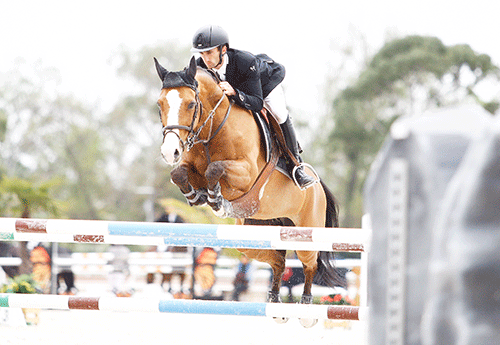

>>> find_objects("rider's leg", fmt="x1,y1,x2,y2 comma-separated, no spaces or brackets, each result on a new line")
279,117,316,189
264,86,316,189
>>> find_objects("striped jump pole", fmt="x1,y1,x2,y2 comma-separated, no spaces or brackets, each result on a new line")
0,293,367,321
0,217,371,252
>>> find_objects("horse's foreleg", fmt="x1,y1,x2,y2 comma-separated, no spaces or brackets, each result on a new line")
205,160,252,217
171,164,207,206
204,161,226,214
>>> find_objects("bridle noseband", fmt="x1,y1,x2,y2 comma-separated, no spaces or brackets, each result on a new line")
161,85,202,152
161,73,233,160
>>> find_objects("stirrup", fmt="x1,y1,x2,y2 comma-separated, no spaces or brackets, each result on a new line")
292,163,320,190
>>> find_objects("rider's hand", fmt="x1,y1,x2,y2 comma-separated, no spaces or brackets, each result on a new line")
219,81,236,96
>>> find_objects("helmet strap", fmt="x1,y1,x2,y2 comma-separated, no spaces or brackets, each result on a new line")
215,45,226,69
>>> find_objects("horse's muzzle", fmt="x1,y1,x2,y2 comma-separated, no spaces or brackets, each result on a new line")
161,132,184,166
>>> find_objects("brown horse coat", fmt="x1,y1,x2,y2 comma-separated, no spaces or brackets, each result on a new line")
155,57,342,325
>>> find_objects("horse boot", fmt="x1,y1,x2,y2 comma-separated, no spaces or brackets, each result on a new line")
279,116,317,190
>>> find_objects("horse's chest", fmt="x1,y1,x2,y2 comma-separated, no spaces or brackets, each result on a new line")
182,155,208,184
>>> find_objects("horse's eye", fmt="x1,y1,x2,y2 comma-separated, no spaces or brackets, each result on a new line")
188,102,196,110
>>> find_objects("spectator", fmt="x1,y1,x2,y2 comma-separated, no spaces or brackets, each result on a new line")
232,255,253,301
56,246,78,295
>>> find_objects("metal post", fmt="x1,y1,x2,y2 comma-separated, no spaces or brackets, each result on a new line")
386,158,409,345
50,242,58,294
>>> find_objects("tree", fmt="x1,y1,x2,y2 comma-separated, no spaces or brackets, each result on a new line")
0,60,114,219
0,176,64,274
102,41,191,220
319,35,500,227
0,43,193,223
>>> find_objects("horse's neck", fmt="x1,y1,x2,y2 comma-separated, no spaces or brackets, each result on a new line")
197,76,229,116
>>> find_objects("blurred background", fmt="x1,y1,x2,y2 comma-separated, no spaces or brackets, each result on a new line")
1,0,499,227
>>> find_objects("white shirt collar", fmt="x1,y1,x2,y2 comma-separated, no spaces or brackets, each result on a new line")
213,53,229,81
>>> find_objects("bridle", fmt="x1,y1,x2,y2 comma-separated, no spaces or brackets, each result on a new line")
161,73,233,162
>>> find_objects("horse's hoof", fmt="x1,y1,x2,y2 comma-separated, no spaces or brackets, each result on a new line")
266,291,281,303
299,318,318,328
208,197,224,216
186,189,208,206
273,316,289,324
300,294,314,304
212,206,226,218
211,198,233,219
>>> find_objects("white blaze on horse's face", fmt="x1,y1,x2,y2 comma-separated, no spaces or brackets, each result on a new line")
161,89,183,166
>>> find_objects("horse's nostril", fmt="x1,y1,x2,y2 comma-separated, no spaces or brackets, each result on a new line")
174,149,179,160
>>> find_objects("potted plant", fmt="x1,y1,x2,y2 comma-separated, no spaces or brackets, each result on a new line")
1,274,40,325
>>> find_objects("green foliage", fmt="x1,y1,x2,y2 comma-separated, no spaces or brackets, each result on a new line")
0,108,6,143
342,36,499,103
114,41,191,90
319,35,500,227
1,274,39,294
2,35,497,229
101,41,192,221
0,41,194,222
0,176,65,218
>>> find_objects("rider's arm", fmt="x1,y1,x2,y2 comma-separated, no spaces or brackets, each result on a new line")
228,54,264,112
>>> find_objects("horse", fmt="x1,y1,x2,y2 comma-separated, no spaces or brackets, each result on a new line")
154,56,343,327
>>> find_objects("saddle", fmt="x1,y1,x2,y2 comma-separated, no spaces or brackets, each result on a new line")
227,109,296,217
253,108,290,179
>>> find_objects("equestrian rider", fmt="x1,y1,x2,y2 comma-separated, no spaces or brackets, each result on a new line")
191,25,316,190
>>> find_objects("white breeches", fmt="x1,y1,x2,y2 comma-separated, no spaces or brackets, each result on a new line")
264,84,289,124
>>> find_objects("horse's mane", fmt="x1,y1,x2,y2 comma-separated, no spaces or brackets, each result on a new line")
196,67,219,82
195,67,225,100
195,67,220,87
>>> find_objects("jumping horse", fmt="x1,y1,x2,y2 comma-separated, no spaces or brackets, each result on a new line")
154,56,343,327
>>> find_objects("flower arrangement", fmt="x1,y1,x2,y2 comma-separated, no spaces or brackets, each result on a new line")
320,293,353,305
1,274,39,294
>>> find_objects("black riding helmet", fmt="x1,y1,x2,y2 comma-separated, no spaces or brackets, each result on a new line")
191,25,229,53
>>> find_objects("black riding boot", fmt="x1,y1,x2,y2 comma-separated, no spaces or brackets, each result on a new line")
280,117,316,190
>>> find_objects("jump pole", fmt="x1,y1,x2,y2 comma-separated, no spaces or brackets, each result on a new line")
0,217,371,252
0,293,367,321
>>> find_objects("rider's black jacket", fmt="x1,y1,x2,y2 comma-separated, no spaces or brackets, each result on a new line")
196,48,285,112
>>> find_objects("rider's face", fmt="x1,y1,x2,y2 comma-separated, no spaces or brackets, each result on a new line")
199,46,225,69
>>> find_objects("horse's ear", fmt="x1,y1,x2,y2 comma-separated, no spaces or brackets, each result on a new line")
154,57,168,81
187,56,197,80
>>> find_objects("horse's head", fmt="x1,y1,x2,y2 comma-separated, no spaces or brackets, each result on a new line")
154,56,199,166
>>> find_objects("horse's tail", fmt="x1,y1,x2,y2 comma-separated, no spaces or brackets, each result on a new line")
314,181,346,287
322,180,339,228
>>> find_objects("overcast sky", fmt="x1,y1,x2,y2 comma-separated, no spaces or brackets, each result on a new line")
2,0,499,120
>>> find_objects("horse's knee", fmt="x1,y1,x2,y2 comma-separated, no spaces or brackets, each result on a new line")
171,165,189,188
205,161,225,187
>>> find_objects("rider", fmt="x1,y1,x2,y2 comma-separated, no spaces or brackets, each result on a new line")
191,25,316,190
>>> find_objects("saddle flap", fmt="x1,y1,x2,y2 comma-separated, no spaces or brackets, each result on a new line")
253,110,292,180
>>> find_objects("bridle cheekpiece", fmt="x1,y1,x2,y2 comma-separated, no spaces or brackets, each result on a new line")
160,68,232,157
